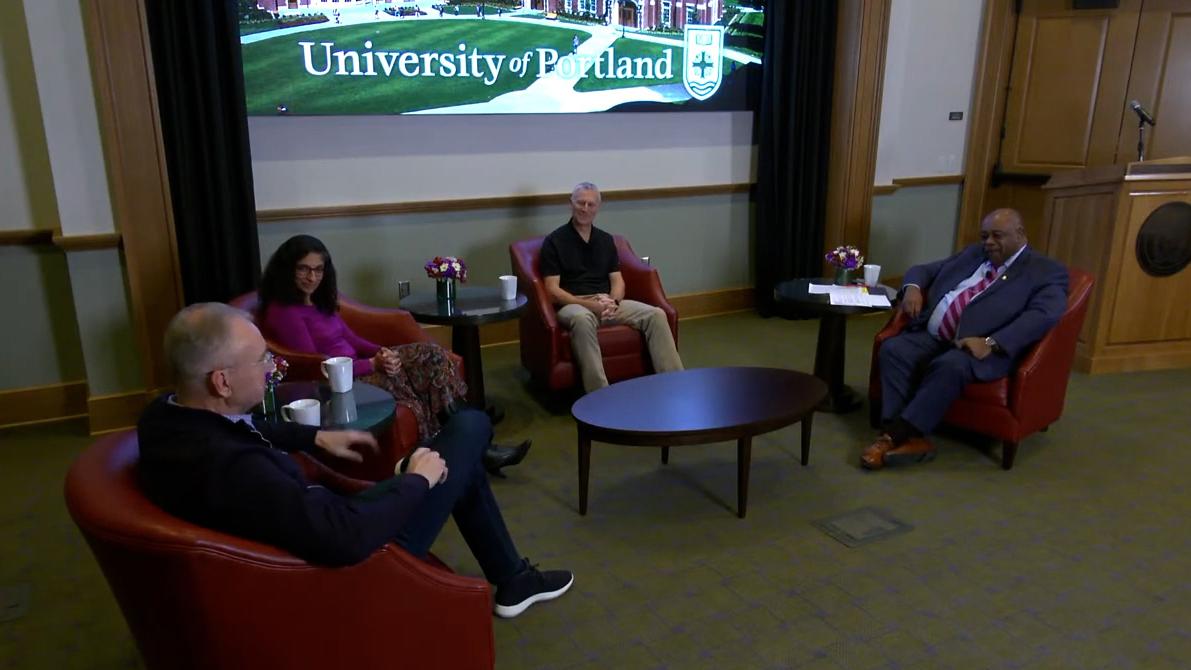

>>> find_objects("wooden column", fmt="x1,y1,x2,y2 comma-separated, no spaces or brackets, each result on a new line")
80,0,183,393
825,0,891,271
957,0,1019,250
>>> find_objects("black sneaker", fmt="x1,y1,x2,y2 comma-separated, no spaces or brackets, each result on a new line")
493,561,574,618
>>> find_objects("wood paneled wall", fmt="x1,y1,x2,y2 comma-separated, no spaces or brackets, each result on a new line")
1117,0,1191,162
961,0,1191,250
1000,0,1140,173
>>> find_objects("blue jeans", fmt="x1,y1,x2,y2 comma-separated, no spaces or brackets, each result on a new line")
359,408,523,585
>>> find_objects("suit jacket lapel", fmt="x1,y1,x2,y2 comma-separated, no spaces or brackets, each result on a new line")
971,247,1031,306
931,246,985,311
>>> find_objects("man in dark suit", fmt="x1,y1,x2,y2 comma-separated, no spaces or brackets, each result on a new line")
863,208,1068,469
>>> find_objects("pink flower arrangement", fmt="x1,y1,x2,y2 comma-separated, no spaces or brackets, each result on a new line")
266,355,289,386
425,256,468,282
825,245,865,270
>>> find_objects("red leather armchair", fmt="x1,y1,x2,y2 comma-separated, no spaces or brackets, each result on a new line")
229,292,460,481
64,431,495,670
868,268,1094,469
510,235,678,391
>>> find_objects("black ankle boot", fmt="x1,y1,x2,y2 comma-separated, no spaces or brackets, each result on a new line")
483,440,531,477
436,399,466,426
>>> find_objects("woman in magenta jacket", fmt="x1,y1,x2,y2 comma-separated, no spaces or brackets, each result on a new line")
258,235,529,475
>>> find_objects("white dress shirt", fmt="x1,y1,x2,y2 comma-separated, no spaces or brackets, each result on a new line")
923,245,1028,340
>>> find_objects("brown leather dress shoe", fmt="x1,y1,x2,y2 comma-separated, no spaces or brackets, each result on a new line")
882,437,937,467
861,435,895,470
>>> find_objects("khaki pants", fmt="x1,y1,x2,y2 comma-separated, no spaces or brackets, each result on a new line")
557,299,684,393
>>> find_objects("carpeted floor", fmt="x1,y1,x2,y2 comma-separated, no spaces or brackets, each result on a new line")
2,311,1189,669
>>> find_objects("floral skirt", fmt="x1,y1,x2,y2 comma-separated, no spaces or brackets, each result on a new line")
360,342,466,441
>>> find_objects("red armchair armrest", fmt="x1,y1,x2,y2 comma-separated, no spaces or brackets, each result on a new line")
1004,269,1093,435
617,250,679,343
64,432,495,670
338,296,435,346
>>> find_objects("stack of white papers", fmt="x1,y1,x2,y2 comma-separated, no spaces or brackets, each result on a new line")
808,284,893,308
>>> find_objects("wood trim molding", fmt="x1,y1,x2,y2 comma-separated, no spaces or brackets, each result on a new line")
957,0,1018,250
421,286,756,348
81,0,184,392
257,183,755,222
51,231,122,251
1076,341,1191,375
891,174,964,187
667,287,756,320
825,0,891,269
0,229,55,247
872,184,900,196
0,381,88,429
87,389,153,435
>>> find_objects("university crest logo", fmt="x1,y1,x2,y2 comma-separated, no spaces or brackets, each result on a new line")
683,25,725,101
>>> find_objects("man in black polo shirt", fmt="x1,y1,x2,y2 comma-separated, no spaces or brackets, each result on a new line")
539,182,684,392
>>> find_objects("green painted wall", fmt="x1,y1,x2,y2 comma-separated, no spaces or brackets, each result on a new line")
0,246,85,389
869,184,960,280
64,249,143,396
258,192,753,306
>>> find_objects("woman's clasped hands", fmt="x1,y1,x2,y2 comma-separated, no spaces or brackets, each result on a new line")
371,348,402,376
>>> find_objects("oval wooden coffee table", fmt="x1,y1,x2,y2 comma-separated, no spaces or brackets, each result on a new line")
571,367,828,518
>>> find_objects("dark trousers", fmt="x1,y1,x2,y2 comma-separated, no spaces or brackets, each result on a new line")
358,409,522,585
878,329,981,435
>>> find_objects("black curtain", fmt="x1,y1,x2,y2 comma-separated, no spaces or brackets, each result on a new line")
753,1,838,314
145,0,260,304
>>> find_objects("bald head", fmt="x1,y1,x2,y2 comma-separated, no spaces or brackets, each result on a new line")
164,303,255,389
984,208,1023,231
980,208,1027,266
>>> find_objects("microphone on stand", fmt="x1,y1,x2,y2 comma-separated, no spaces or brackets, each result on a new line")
1130,100,1155,161
1130,100,1156,126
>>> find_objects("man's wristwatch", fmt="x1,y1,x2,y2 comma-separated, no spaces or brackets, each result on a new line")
984,336,1002,354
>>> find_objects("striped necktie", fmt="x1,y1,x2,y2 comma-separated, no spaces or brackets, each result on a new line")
937,268,998,342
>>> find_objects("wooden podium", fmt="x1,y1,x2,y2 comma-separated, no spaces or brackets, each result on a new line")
1040,158,1191,374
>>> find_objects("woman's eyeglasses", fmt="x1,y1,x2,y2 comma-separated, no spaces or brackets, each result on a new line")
296,264,325,277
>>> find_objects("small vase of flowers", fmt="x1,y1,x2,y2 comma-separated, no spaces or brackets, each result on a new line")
425,255,468,303
825,245,865,285
263,355,289,420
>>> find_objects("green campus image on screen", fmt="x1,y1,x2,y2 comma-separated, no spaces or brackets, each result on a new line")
240,1,765,115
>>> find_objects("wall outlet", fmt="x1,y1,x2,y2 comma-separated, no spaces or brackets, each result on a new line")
948,111,964,121
397,280,411,299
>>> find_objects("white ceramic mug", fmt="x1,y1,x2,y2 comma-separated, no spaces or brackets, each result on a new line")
322,356,354,393
330,390,358,425
499,274,518,301
863,264,882,287
281,398,321,426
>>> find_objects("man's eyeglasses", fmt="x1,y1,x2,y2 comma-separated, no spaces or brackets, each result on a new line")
296,264,325,277
210,351,275,376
